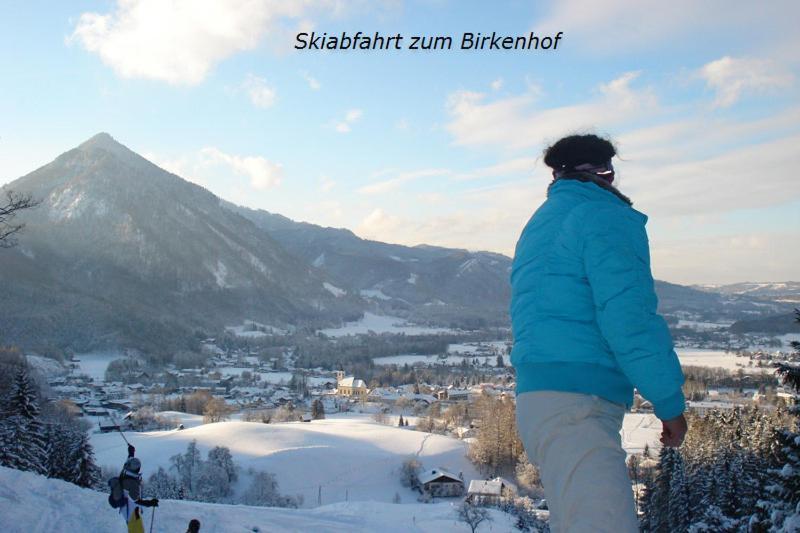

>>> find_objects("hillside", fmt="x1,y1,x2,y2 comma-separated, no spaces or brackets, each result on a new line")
91,415,481,508
0,466,514,532
1,133,793,354
229,204,513,327
0,133,363,353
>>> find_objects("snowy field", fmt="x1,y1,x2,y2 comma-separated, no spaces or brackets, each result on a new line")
212,368,335,386
375,347,764,372
373,354,510,367
0,466,515,533
71,351,124,381
91,415,480,509
675,348,770,374
447,341,510,354
320,313,456,337
621,413,663,456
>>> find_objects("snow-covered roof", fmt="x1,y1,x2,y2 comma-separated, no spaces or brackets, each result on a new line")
418,468,462,485
338,377,366,389
468,479,504,496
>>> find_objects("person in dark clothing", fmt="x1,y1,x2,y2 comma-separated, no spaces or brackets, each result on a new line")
187,518,201,532
118,444,159,532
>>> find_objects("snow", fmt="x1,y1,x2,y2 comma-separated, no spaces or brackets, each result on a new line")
360,289,392,300
373,354,509,367
213,368,294,384
156,411,204,429
0,466,515,532
408,273,418,285
675,349,769,374
323,282,347,297
621,413,663,456
71,351,125,382
320,313,456,337
210,260,230,288
25,355,66,379
456,258,478,277
225,321,288,338
312,253,326,267
90,416,481,509
447,342,509,355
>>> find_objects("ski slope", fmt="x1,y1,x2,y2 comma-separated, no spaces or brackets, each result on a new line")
0,466,515,532
91,415,480,508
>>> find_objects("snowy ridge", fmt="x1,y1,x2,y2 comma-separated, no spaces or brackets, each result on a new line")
0,466,514,532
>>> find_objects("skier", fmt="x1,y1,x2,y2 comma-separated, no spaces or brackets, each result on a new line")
511,134,687,532
114,444,159,532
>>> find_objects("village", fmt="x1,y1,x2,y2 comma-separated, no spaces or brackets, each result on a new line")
25,326,793,519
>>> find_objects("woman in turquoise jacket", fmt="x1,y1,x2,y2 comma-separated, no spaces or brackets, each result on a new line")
512,134,687,533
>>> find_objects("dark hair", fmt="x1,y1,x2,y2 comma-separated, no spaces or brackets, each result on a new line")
187,519,201,533
543,134,617,171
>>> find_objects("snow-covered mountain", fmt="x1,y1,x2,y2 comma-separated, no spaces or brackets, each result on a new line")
228,203,512,327
0,133,793,352
693,281,800,303
0,133,363,352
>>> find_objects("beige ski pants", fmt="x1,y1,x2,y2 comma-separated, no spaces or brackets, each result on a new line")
516,390,639,533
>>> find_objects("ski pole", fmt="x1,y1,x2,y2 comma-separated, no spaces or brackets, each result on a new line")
108,410,131,446
150,506,156,533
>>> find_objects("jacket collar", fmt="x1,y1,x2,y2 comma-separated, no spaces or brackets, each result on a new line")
547,171,633,206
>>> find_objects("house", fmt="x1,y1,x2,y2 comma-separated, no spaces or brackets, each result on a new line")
335,371,368,398
98,417,120,433
467,478,513,505
687,400,735,417
418,468,464,497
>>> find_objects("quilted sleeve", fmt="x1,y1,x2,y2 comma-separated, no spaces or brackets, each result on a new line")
581,203,686,420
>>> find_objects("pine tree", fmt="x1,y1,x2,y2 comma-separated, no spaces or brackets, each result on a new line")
754,309,800,531
69,430,101,488
642,446,676,532
0,367,47,474
668,453,691,532
311,399,325,420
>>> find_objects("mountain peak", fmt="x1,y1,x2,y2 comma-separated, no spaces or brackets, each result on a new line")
76,132,133,159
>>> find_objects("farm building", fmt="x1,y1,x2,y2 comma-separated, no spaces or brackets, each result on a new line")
418,468,464,497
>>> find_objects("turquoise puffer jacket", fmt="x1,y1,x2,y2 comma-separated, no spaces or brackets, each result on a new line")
510,174,686,420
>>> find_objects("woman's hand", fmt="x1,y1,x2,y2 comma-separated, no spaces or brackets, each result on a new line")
660,414,688,447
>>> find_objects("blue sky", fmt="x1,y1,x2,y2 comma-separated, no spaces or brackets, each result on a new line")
1,0,799,284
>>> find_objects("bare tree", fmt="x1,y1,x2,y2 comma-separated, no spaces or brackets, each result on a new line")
0,190,39,248
457,500,490,533
203,397,233,423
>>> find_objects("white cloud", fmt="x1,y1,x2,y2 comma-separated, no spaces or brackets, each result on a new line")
650,230,800,285
345,109,363,122
357,208,403,238
698,56,794,108
534,0,800,54
300,70,321,90
454,157,538,181
334,108,363,133
200,147,283,190
358,168,451,195
490,78,503,91
620,133,800,217
242,74,277,108
445,71,657,150
68,0,327,85
319,174,335,192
